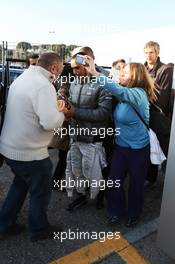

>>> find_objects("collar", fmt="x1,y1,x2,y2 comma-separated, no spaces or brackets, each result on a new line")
29,65,55,83
144,57,164,78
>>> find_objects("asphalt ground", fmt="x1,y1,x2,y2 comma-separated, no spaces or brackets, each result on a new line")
0,149,174,264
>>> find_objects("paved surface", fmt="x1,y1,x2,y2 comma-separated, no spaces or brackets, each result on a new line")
134,232,174,264
0,149,174,264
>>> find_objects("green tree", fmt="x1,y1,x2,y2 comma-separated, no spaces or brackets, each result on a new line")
65,44,78,61
40,44,51,50
32,45,39,52
52,44,62,54
16,42,32,59
16,41,32,51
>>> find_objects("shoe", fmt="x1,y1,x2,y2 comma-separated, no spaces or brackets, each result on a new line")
0,224,26,239
30,225,63,242
106,216,121,225
67,195,87,211
126,217,139,227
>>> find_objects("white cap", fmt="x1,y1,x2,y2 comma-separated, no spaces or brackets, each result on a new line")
71,47,83,57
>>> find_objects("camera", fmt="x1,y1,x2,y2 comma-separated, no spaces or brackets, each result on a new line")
75,54,86,65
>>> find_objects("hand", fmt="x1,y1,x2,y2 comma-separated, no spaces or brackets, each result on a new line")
68,104,75,117
84,56,100,77
63,104,75,120
64,111,72,121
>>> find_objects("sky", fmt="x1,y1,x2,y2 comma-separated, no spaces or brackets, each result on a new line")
1,0,175,44
0,0,175,64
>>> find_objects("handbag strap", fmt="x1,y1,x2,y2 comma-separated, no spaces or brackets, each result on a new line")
129,104,149,130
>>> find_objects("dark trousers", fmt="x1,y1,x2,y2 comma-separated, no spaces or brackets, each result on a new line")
146,163,159,183
96,166,109,204
96,136,114,205
0,157,52,237
107,144,150,219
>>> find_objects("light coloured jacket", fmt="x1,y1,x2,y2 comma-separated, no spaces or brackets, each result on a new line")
0,66,64,161
66,142,107,199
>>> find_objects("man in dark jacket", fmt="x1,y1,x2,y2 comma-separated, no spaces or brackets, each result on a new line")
64,49,112,210
144,41,174,185
144,41,173,117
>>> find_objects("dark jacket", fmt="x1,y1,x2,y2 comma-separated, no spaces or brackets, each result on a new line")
144,57,173,117
149,104,171,156
69,78,112,143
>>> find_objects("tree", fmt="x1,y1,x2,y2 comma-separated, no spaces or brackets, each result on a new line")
16,42,32,59
16,41,32,51
32,45,39,52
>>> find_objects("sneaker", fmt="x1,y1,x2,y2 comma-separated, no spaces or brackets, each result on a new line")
67,195,87,211
30,225,63,242
106,216,121,225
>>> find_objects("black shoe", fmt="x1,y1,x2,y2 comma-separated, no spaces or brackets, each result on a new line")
126,217,139,227
67,195,87,211
0,224,26,239
106,216,121,225
30,225,63,242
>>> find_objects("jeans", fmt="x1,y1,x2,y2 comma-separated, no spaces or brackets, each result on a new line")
0,157,53,237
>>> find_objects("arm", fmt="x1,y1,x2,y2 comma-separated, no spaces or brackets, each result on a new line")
84,56,146,108
155,66,173,114
98,75,145,107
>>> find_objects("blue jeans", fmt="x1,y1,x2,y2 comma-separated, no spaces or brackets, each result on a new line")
0,157,53,237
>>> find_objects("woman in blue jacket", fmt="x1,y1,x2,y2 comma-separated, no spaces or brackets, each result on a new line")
84,57,157,227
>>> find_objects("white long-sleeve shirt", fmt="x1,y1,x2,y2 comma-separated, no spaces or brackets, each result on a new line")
0,66,64,161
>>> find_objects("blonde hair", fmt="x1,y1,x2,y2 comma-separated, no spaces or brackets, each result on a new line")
125,63,158,102
144,41,160,54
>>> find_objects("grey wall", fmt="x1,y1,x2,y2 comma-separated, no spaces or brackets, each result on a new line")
157,68,175,259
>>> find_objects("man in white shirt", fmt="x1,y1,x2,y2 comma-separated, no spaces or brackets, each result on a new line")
0,52,64,242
